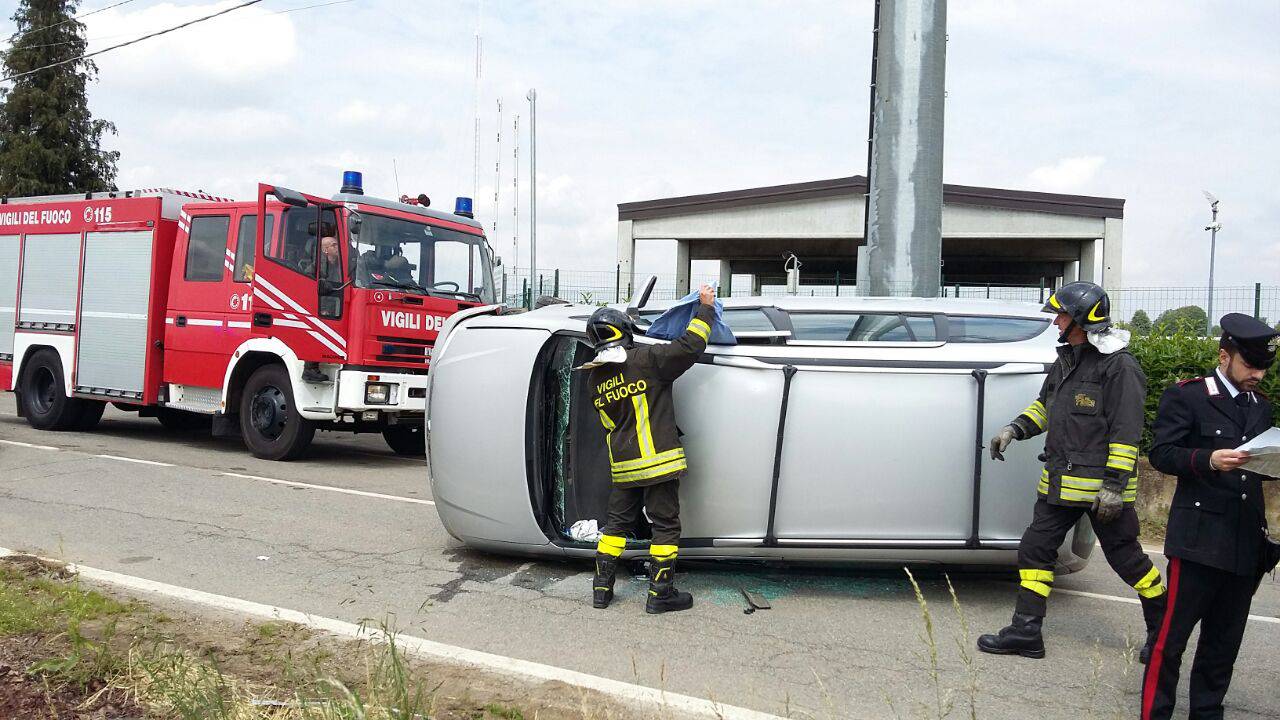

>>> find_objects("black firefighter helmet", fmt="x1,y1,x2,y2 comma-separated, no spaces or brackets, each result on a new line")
586,307,635,352
1043,281,1112,333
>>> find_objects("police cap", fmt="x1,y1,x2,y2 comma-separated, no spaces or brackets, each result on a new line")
1219,312,1279,369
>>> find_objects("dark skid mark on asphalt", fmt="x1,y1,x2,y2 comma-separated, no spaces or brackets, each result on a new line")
509,559,581,592
118,556,154,565
428,548,525,603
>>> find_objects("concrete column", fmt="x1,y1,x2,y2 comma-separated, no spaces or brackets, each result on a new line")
1077,238,1099,284
751,275,763,295
675,240,692,296
616,220,635,300
1102,218,1123,291
718,260,733,297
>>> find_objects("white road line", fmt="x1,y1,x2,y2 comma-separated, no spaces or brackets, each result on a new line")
1055,587,1278,625
220,472,433,506
94,454,174,467
0,548,782,720
0,439,59,451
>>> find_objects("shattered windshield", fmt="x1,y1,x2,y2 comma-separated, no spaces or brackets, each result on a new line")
348,211,495,303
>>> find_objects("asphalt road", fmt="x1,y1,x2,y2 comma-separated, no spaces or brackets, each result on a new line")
1,394,1277,720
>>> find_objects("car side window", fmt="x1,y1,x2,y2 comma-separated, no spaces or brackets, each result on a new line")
233,214,274,283
789,313,937,342
183,215,231,282
721,309,776,333
947,316,1050,343
269,207,337,278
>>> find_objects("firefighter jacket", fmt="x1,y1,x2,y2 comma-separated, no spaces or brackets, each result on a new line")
589,304,713,486
1149,373,1274,576
1010,342,1147,508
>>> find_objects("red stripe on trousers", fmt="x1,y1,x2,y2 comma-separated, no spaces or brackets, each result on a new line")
1142,557,1181,720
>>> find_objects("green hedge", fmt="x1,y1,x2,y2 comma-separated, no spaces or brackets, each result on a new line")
1128,329,1280,452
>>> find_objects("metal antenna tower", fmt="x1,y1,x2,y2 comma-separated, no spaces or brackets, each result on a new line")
492,99,502,235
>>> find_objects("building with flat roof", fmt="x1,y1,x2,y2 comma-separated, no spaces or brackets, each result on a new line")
616,176,1123,297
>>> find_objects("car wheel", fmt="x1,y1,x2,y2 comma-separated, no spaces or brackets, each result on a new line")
239,365,315,461
156,407,213,434
19,350,86,431
382,425,425,456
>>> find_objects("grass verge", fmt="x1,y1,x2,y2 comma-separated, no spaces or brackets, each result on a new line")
0,554,626,719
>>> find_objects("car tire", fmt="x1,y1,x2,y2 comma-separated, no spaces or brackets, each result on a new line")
382,425,425,457
239,364,315,461
18,350,87,431
156,407,213,434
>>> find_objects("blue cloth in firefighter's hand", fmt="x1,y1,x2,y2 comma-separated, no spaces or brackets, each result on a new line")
643,292,737,345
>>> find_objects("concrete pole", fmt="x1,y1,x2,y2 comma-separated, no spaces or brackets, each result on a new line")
527,89,537,285
865,0,947,297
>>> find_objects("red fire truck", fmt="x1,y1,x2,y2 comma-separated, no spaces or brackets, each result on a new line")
0,172,495,460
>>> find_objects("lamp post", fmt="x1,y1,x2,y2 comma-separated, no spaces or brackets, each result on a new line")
1203,190,1221,336
527,88,537,290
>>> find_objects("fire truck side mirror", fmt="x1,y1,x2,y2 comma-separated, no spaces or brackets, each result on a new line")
347,212,362,236
271,186,309,208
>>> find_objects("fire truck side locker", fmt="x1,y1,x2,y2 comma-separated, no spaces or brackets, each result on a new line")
0,234,18,390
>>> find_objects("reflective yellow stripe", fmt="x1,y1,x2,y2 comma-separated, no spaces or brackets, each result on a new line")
1107,454,1136,467
1108,443,1139,458
650,544,678,560
1132,565,1167,598
1061,475,1102,491
1021,400,1048,430
598,410,615,431
611,447,686,472
1020,569,1055,583
1107,460,1136,472
1020,580,1052,597
612,457,687,483
687,318,710,342
632,393,656,457
596,534,626,556
599,410,616,465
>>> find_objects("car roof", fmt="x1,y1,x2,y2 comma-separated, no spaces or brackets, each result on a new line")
645,295,1049,317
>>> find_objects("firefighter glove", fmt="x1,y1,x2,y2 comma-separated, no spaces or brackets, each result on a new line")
989,425,1019,461
1091,486,1124,524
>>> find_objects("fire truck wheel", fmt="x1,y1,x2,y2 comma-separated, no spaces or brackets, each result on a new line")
19,349,89,431
240,365,316,461
382,425,425,456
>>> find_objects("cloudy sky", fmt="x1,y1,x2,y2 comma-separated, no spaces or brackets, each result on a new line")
2,1,1277,288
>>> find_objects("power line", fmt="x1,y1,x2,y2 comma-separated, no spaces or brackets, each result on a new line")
5,0,138,42
1,0,263,83
3,0,359,52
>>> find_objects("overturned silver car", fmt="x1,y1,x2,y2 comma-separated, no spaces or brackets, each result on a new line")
425,288,1097,572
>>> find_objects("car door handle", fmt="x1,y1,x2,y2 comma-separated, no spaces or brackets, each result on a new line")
253,312,273,327
174,315,187,327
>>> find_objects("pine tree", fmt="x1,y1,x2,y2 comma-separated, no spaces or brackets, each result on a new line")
0,0,119,196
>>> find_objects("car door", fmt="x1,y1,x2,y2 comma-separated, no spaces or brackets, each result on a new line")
249,203,347,363
163,211,233,390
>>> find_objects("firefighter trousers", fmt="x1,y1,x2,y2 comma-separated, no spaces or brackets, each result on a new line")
601,476,681,547
1015,498,1163,617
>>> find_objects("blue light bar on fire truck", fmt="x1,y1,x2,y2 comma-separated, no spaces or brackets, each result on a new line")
454,196,474,218
341,170,363,195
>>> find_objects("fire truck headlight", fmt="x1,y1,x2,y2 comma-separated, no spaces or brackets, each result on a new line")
365,382,391,405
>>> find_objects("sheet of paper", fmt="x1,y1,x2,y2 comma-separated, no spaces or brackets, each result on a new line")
1239,427,1280,479
1237,426,1280,453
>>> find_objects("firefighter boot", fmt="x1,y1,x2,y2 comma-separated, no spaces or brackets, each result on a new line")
976,612,1045,659
592,554,618,609
645,555,693,614
1138,593,1167,665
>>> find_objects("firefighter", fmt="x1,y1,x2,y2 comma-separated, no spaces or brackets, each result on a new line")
583,284,715,614
1140,314,1279,720
978,281,1165,660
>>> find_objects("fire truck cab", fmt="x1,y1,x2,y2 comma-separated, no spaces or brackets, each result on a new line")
0,173,495,460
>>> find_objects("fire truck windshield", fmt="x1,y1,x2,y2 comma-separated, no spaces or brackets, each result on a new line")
348,211,495,303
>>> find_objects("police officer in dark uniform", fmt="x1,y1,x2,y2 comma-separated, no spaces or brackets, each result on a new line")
978,281,1166,660
1140,313,1280,720
584,285,715,614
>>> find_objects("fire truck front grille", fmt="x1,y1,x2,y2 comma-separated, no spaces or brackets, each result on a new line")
374,336,429,366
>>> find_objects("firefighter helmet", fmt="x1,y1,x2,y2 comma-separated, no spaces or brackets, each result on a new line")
1042,281,1112,333
586,307,635,352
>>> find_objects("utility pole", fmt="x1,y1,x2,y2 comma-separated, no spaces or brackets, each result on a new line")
512,114,520,277
527,88,538,286
863,0,947,297
1204,191,1221,336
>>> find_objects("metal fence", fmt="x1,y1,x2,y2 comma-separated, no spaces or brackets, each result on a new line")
497,267,1280,328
